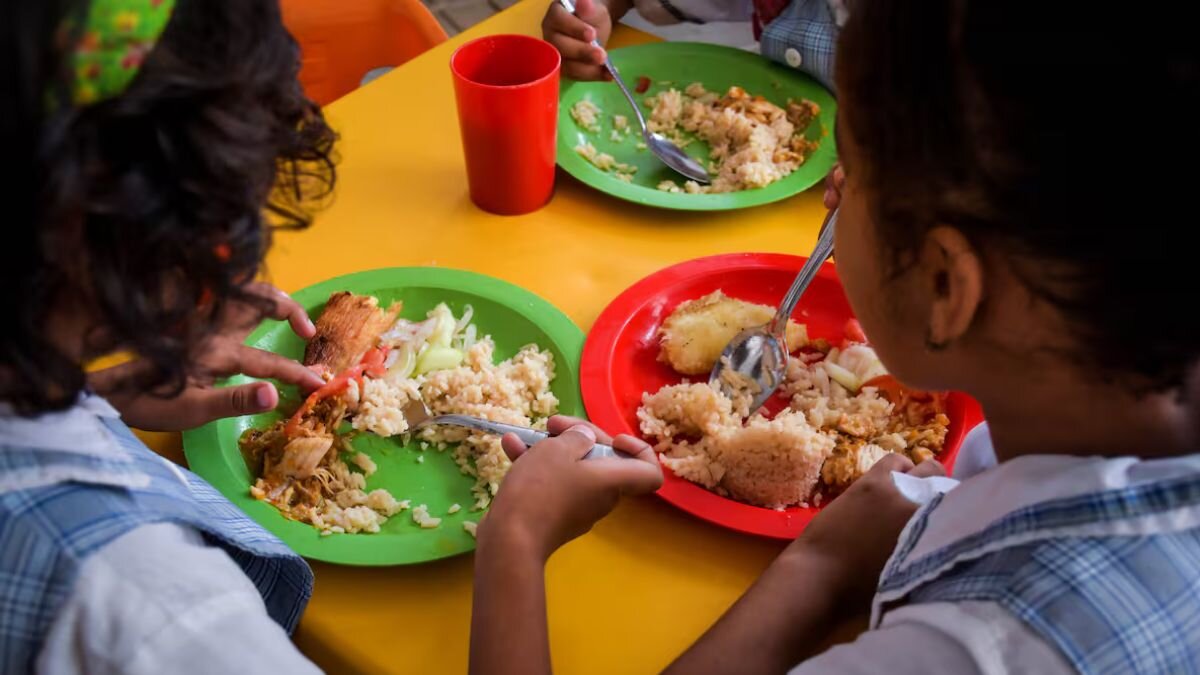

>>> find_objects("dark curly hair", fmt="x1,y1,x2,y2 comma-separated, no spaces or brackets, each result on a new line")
0,0,337,414
838,2,1199,393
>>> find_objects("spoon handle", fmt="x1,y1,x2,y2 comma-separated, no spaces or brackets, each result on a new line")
424,414,619,460
769,208,839,337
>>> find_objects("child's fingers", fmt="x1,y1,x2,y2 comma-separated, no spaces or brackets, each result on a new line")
867,451,915,477
611,434,658,464
822,163,844,211
563,60,609,81
547,415,614,445
574,0,606,22
588,457,664,495
225,344,325,391
556,424,600,459
908,459,946,478
543,3,597,42
121,381,278,430
249,283,317,339
501,433,528,461
546,33,606,66
203,381,278,420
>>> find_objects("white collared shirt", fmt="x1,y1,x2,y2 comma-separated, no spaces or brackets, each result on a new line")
1,397,321,675
792,425,1200,674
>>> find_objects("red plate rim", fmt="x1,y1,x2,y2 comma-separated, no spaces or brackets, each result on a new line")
582,252,985,539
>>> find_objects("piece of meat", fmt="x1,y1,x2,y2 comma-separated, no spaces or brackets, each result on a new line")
786,99,820,132
303,292,401,373
658,290,808,376
275,434,334,480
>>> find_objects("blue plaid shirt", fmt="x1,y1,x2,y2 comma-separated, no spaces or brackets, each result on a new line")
874,473,1200,674
759,0,839,91
0,408,313,673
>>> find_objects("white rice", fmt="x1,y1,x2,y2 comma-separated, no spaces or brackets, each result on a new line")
412,504,442,529
640,347,921,509
569,99,602,132
356,338,558,511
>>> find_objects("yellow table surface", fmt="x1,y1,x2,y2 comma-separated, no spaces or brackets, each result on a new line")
145,0,842,671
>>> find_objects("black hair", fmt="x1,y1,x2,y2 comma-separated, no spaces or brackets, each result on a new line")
0,0,337,413
838,1,1199,392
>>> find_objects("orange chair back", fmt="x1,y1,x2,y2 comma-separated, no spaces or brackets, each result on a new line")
282,0,449,105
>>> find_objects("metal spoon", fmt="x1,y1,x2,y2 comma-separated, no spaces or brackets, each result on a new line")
401,399,619,459
557,0,710,185
709,208,839,414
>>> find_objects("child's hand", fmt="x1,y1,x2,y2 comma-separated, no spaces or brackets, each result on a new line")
822,162,845,211
542,0,613,81
789,454,944,606
480,415,663,559
91,283,324,431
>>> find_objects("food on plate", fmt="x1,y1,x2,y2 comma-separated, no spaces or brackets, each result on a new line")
569,99,601,133
639,292,948,509
574,142,638,182
303,292,401,375
645,83,821,193
657,290,807,375
239,292,559,534
568,82,821,194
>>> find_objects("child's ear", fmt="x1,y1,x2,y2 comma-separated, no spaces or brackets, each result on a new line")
920,226,983,349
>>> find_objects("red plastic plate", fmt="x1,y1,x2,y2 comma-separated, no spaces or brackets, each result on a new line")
582,253,984,539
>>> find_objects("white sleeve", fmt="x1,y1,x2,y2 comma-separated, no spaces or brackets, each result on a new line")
789,601,1073,675
630,0,754,25
38,522,322,675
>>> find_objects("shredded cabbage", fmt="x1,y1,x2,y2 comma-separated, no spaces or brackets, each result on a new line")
380,303,478,377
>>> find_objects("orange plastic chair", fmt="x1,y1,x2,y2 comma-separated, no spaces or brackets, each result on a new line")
281,0,449,106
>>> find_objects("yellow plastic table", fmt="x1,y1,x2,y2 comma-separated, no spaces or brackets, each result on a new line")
144,0,842,671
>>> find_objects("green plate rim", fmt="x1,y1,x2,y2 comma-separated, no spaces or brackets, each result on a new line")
182,267,586,566
556,41,838,211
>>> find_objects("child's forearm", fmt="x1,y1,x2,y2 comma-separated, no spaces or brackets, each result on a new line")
469,525,552,675
664,544,850,675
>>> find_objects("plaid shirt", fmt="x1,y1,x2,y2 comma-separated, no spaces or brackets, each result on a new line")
874,473,1200,674
0,414,312,673
758,0,839,91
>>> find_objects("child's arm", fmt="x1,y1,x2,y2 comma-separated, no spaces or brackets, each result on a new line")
665,456,945,674
469,417,664,675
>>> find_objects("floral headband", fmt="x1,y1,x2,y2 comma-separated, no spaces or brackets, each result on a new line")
69,0,177,105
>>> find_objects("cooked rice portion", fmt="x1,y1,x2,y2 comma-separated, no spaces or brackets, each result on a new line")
639,337,948,509
575,141,638,181
570,99,602,132
357,338,558,510
412,503,442,529
646,83,821,194
637,382,739,440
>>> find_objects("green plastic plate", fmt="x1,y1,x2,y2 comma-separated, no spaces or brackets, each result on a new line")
183,268,585,566
557,42,837,211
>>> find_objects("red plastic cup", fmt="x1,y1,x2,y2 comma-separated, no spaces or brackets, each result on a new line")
450,35,561,215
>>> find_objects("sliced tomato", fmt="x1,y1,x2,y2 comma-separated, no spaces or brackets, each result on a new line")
284,347,389,437
862,374,904,402
844,318,868,344
635,75,651,94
